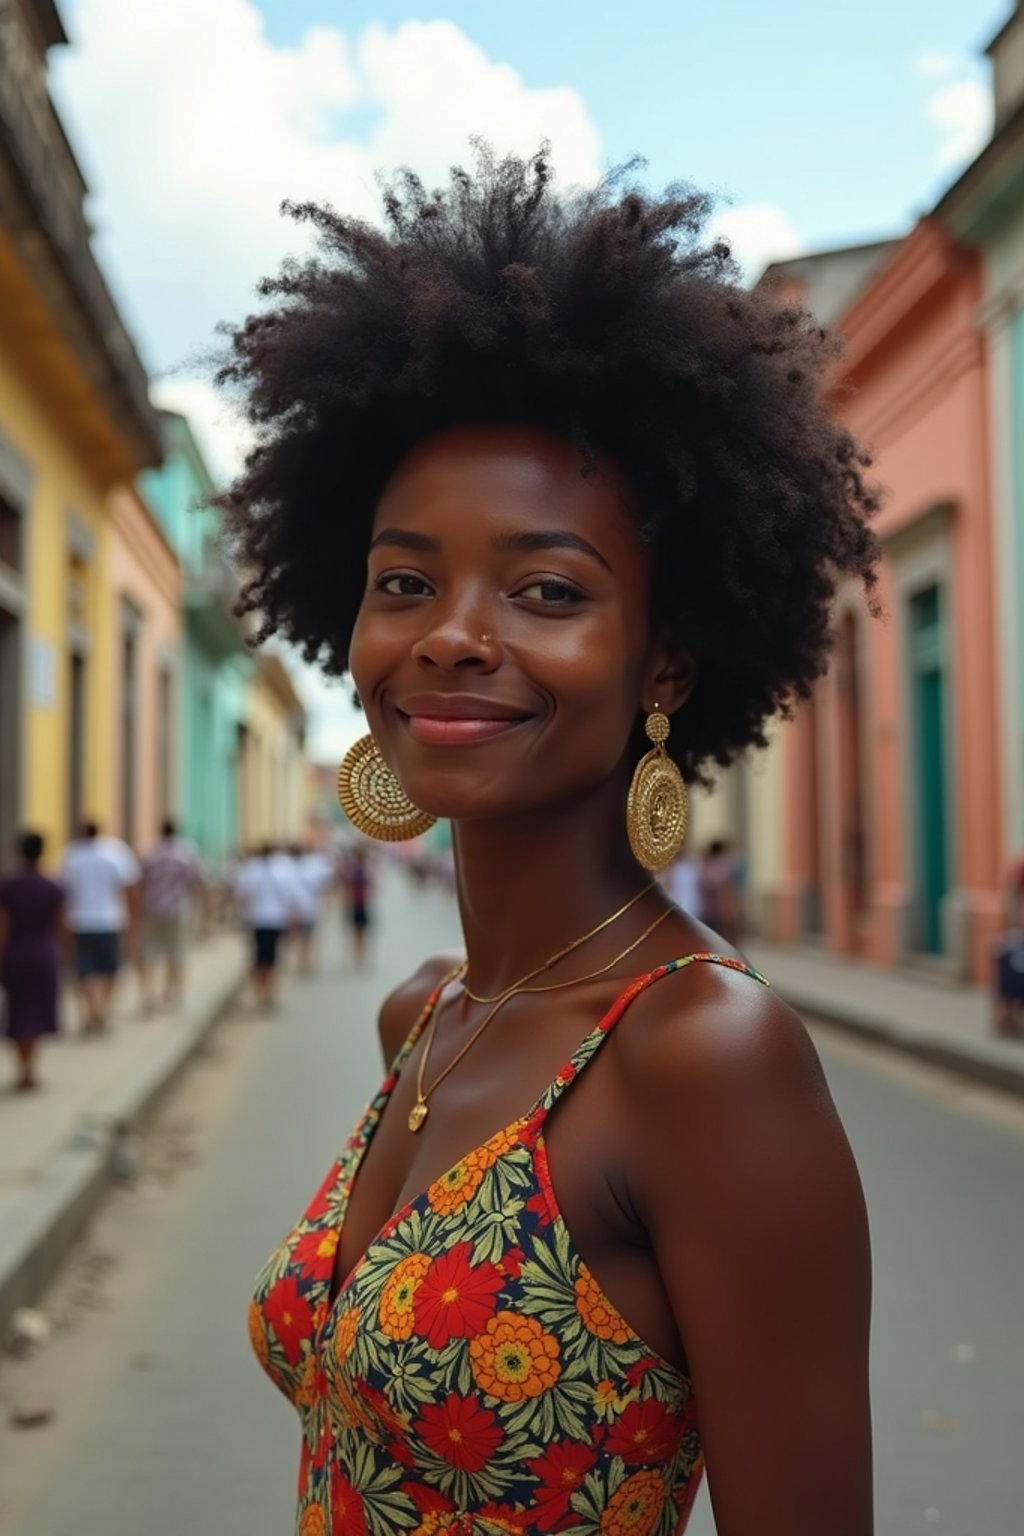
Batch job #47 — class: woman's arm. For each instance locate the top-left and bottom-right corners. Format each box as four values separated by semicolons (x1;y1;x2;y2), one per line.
622;974;872;1536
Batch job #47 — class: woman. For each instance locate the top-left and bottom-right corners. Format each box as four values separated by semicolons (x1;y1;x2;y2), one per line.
230;151;877;1535
0;831;65;1091
696;840;745;950
340;846;374;969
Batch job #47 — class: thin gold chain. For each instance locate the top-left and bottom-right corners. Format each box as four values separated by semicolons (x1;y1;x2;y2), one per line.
410;904;672;1131
460;882;655;1005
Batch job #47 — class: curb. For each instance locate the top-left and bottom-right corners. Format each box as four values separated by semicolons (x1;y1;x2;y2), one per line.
768;980;1024;1098
0;962;245;1343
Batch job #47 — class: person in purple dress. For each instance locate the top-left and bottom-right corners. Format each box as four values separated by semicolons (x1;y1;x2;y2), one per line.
0;831;65;1091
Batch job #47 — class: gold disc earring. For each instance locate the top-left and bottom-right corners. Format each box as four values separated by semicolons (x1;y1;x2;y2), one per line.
337;734;436;842
626;705;688;872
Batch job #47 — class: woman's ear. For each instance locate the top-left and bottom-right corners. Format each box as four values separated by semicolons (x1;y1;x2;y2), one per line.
644;645;697;718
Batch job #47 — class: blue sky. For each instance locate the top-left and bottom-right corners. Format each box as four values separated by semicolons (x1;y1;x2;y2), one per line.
251;0;1007;249
52;0;1011;756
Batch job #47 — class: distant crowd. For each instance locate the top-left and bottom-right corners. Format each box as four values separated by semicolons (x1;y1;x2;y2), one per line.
0;822;376;1092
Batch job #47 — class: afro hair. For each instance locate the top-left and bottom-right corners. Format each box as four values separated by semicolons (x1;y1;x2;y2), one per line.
216;142;879;783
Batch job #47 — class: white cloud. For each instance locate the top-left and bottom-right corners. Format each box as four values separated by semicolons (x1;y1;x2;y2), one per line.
708;203;804;282
913;48;961;81
53;0;601;381
910;46;993;174
926;78;993;170
150;378;255;485
52;0;602;743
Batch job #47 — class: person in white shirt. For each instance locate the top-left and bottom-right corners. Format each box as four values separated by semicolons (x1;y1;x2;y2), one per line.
289;843;337;975
233;844;304;1009
59;821;141;1033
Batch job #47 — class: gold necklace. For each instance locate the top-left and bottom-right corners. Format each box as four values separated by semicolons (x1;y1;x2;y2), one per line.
460;882;655;1005
409;903;672;1133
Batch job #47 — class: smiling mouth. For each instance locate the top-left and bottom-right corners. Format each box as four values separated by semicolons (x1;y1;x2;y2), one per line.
397;712;532;746
394;695;534;746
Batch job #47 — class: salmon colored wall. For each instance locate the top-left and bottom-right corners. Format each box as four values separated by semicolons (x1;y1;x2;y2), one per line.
108;487;183;850
812;221;1002;981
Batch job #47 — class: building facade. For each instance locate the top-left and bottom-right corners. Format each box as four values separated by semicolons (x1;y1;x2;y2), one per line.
937;1;1024;867
142;410;252;870
0;0;162;858
241;654;308;848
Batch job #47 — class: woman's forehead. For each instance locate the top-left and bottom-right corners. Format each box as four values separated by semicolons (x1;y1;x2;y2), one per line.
373;423;638;545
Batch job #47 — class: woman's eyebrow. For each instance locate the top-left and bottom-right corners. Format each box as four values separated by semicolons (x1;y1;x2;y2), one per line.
492;529;613;573
369;528;440;553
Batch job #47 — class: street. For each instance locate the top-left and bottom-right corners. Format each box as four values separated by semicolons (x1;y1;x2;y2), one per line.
0;867;1022;1535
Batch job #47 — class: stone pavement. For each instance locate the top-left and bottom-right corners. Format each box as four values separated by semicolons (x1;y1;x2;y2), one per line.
0;930;246;1340
745;938;1024;1095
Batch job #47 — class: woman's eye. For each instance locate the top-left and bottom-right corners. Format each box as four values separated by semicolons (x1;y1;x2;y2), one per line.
376;573;433;597
517;579;584;605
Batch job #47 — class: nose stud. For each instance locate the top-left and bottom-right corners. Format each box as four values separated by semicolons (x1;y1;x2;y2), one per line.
480;633;492;644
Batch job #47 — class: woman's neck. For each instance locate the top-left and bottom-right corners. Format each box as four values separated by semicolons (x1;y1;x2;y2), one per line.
451;773;658;998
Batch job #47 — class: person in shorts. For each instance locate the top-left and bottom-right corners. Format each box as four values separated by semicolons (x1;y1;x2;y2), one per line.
234;844;303;1010
59;821;140;1033
139;819;204;1011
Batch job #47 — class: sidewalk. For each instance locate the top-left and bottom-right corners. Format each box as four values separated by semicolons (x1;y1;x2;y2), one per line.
745;938;1024;1095
0;930;246;1341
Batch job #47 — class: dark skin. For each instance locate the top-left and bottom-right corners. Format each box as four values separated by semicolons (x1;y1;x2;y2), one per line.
337;423;873;1536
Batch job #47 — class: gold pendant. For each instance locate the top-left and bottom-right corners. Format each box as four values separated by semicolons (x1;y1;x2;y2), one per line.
408;1100;429;1133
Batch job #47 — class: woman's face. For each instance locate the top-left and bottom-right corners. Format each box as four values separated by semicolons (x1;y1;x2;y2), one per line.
348;423;677;823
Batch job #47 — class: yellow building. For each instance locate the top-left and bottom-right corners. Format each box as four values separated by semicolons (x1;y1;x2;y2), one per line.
0;0;162;856
239;654;309;848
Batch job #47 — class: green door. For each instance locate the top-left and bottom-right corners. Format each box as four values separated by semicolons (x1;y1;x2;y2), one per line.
909;586;949;954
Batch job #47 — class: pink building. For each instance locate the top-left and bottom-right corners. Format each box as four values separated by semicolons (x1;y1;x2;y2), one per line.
765;220;1002;984
108;486;183;851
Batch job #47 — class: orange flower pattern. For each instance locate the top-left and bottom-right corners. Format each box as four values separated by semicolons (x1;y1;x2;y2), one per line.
250;955;768;1535
378;1252;432;1340
470;1312;561;1402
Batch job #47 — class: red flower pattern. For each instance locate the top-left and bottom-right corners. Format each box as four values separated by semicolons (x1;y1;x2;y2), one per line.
330;1466;369;1536
248;956;764;1533
527;1442;599;1531
263;1275;315;1365
413;1241;503;1348
604;1400;684;1465
415;1393;504;1473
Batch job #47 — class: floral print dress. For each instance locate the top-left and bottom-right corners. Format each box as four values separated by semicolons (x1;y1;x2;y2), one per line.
250;953;768;1536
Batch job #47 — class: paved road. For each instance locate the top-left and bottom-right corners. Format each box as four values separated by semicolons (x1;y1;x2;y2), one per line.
1;868;1021;1535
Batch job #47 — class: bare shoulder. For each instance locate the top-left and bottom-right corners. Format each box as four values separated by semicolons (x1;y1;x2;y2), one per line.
611;956;831;1121
609;956;865;1240
377;951;465;1068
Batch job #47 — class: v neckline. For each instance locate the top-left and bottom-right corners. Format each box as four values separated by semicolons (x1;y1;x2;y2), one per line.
321;970;631;1316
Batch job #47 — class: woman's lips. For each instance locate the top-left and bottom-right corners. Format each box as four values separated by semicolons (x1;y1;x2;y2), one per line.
402;714;530;746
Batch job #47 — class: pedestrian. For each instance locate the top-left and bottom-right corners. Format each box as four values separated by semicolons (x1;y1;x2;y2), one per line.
138;818;204;1011
0;831;65;1091
289;841;337;974
59;821;140;1034
233;843;302;1010
340;845;373;968
993;849;1024;1037
662;841;700;917
230;149;876;1534
697;837;745;948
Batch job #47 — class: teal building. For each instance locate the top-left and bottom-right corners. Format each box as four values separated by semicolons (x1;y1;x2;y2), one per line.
938;1;1024;858
141;411;251;867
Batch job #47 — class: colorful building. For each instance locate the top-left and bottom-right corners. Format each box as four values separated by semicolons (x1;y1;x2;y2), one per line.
937;0;1024;866
241;654;308;848
108;484;182;850
142;410;252;869
698;206;1006;983
0;0;162;858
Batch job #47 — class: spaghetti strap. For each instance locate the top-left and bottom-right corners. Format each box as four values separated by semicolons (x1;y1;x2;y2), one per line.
536;951;769;1116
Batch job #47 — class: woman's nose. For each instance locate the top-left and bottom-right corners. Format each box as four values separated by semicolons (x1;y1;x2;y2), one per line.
410;607;502;672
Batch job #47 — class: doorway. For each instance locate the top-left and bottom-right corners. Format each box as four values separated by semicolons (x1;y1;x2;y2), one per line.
908;584;950;954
